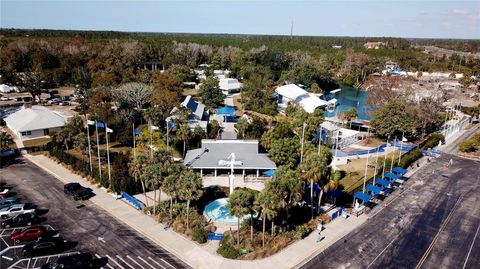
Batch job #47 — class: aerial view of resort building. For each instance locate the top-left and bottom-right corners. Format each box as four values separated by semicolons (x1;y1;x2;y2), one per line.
0;0;479;268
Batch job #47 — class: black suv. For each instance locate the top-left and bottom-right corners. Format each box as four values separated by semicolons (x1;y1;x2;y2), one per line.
0;212;40;228
23;237;66;257
41;253;95;269
63;183;92;201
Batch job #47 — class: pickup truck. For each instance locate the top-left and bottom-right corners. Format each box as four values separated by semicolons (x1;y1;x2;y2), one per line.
0;204;36;219
64;183;93;201
0;197;20;210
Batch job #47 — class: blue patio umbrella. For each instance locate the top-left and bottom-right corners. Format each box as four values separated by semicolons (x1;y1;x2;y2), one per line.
262;169;275;177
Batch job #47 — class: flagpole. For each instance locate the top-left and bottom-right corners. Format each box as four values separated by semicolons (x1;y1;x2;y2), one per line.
95;120;102;179
300;122;306;164
317;125;322;155
398;132;404;166
334;129;339;167
382;136;389;178
133;122;136;158
86;119;93;175
105;123;112;189
363;151;369;193
373;146;379;185
149;120;153;158
167;121;170;152
390;137;396;173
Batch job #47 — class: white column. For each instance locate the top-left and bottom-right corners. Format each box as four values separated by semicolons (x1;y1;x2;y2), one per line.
257;169;259;178
214;168;217;178
200;169;203;176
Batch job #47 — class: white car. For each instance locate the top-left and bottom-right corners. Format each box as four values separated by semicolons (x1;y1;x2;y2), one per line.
0;189;9;194
0;96;10;101
0;204;36;219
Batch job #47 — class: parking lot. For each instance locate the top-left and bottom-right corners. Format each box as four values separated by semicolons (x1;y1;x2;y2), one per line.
0;158;190;269
302;154;480;269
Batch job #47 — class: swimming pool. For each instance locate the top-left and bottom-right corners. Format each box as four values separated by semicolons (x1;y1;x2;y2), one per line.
204;198;247;224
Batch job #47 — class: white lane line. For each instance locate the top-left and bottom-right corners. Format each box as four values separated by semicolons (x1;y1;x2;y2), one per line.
126;255;145;269
367;231;402;269
32;257;38;267
105;255;125;269
148;257;166;269
95;254;114;269
161;258;176;269
137;256;156;269
116;255;135;269
1;255;13;261
463;222;480;269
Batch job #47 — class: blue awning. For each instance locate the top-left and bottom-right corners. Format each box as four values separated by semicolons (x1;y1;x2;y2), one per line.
365;184;383;195
216;106;236;117
385;172;401;180
262;169;275;177
392;167;407;175
375;179;391;187
354;192;373;202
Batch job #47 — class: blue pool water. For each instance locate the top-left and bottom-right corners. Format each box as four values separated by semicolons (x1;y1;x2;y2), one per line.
204;198;247;224
323;85;371;120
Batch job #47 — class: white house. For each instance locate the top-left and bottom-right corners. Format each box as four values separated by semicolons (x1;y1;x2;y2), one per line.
168;95;209;131
275;84;328;113
219;78;242;94
4;105;66;140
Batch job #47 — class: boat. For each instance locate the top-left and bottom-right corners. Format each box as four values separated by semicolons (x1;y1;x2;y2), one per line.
326;98;338;112
330;88;342;94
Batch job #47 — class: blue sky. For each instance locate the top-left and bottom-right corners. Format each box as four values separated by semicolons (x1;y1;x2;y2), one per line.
1;0;479;39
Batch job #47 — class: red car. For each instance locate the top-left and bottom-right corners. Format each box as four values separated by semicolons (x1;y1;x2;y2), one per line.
10;226;47;244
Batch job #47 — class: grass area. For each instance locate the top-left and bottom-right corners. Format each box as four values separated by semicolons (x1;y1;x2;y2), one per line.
23;137;51;148
183;88;199;96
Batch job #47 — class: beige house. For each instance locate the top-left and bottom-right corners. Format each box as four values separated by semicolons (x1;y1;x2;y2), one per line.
4;105;66;140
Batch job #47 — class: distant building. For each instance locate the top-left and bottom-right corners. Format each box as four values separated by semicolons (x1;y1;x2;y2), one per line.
184;139;276;178
219;78;242;94
332;45;342;49
4;105;66;140
321;121;360;149
168;95;209;131
275;84;328;113
364;42;384;49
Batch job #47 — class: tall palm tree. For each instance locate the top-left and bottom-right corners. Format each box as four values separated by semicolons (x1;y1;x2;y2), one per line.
300;153;328;218
144;162;161;215
177;123;191;158
256;191;278;248
163;174;177;221
152;149;173;207
178;170;203;232
129;154;149;207
227;190;249;247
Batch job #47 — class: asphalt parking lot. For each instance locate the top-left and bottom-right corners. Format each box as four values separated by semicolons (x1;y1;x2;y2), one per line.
302;154;480;269
0;158;190;269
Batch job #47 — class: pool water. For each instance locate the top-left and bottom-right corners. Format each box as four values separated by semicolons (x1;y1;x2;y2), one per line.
204;198;247;224
323;85;371;120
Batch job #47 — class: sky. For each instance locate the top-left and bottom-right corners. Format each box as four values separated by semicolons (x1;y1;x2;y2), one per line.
1;0;479;39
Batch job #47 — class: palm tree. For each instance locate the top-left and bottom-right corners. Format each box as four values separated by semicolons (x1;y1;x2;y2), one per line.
266;166;302;224
152;149;173;207
300;153;328;218
227;190;249;247
0;132;13;151
129;154;149;207
178;170;203;232
256;191;278;248
144;162;161;215
177;123;191;158
163;174;177;221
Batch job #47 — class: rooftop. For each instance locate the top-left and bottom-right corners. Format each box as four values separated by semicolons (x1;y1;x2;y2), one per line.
4;106;66;132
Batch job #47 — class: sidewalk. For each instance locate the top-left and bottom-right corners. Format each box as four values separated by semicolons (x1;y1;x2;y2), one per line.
25;153;367;269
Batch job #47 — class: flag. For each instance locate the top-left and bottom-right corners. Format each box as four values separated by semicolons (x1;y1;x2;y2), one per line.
87;120;95;125
150;125;159;131
167;121;176;128
96;122;105;128
106;127;113;133
402;137;407;142
134;130;142;135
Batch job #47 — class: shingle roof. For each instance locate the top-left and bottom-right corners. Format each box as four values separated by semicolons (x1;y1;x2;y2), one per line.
184;140;276;170
181;95;206;120
5;106;66;132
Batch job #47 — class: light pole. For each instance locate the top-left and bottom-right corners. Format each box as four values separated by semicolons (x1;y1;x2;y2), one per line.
300;122;307;164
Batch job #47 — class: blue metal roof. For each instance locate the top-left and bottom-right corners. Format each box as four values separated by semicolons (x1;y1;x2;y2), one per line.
385;172;401;180
392;167;407;175
354;192;373;202
375;179;391;187
216;106;236;117
365;184;383;195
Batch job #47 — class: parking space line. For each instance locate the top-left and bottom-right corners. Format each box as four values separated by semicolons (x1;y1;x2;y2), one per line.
116;255;135;269
137;256;156;269
462;222;480;269
148;257;166;269
105;255;125;269
32;257;38;268
126;255;145;269
161;258;176;269
95;254;115;269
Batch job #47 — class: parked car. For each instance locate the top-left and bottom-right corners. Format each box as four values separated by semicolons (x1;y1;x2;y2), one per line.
64;183;92;201
40;253;95;269
0;204;36;219
0;188;10;194
59;101;70;106
1;213;41;228
0;96;10;101
10;225;47;243
0;197;20;210
0;194;9;200
23;237;66;257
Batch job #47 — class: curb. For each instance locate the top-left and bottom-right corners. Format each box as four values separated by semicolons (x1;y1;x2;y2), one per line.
24;155;197;269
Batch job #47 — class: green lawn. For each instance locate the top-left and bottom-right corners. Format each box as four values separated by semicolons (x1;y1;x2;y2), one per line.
23;137;51;148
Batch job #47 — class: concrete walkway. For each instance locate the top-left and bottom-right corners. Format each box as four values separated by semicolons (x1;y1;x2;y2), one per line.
25;153;367;269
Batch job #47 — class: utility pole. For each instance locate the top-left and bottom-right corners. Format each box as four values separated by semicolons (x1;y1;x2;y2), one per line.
300;122;307;164
95;120;102;179
290;20;294;39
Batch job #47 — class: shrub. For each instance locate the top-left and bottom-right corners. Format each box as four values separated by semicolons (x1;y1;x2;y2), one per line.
217;234;239;259
192;228;208;244
421;133;445;150
399;149;423;168
459;140;479;153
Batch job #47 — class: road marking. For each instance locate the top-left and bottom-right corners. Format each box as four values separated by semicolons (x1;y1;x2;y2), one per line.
1;255;13;261
95;254;115;269
116;255;135;269
366;231;402;269
148;257;166;269
106;255;125;269
161;258;176;269
127;255;145;269
137;256;156;269
415;191;468;269
463;222;480;269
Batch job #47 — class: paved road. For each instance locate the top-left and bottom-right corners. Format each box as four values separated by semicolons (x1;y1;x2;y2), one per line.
0;158;190;269
301;154;480;269
442;123;480;154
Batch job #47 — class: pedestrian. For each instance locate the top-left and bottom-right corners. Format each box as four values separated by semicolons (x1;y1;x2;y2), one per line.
449;159;453;166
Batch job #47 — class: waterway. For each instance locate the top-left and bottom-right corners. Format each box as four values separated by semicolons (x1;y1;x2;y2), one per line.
323;85;371;120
